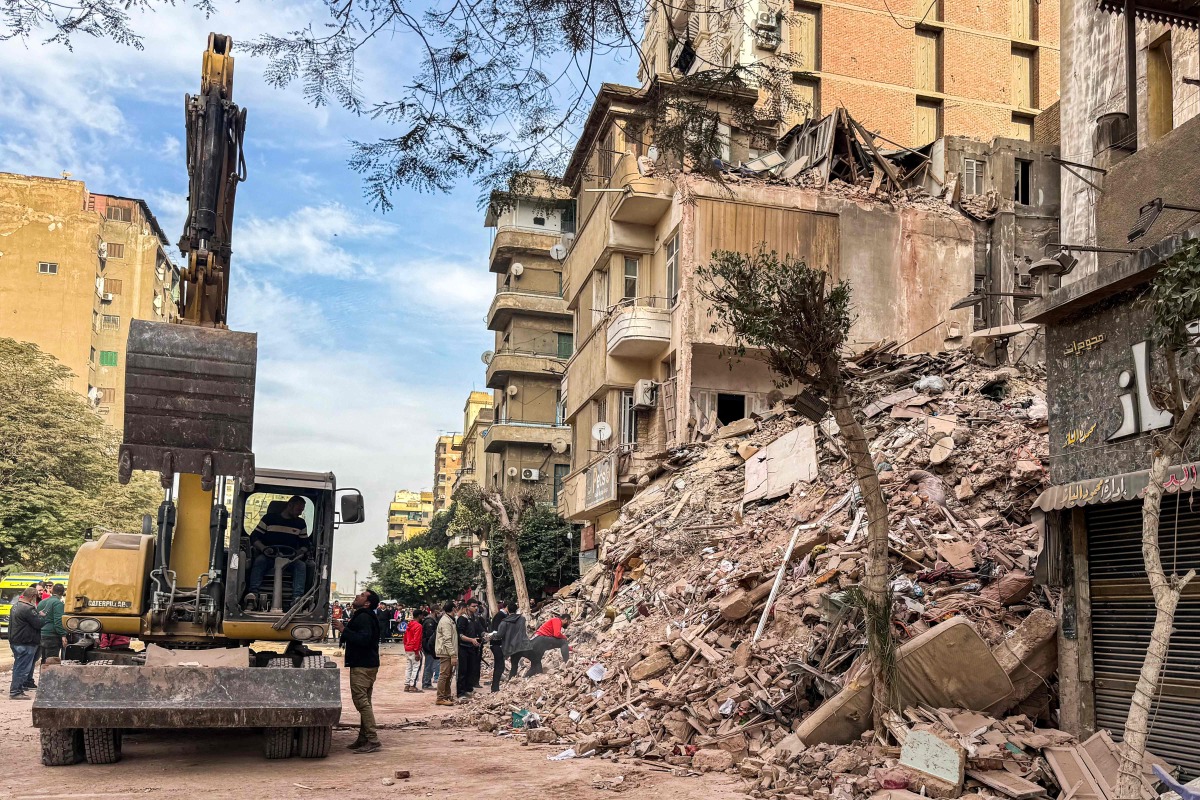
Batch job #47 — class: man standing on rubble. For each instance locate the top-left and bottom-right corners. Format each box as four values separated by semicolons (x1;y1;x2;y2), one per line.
524;613;571;677
487;600;510;692
434;600;459;706
455;598;483;697
496;603;531;681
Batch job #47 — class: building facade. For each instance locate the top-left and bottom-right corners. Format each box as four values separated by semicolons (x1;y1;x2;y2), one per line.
554;84;1060;542
0;173;179;428
432;435;463;512
638;0;1059;146
387;489;435;542
452;390;496;498
482;178;574;503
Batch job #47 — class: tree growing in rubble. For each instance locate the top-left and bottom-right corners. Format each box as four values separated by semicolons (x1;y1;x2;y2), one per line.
451;482;538;617
1115;241;1200;799
2;0;805;206
698;247;896;735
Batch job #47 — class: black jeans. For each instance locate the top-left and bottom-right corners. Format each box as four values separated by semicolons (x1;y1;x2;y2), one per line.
456;646;480;695
490;646;505;692
524;636;568;676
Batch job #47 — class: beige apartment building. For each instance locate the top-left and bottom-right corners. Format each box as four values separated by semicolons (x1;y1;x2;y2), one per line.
639;0;1059;146
432;434;463;512
0;172;179;427
481;179;574;504
452;390;496;497
387;489;434;542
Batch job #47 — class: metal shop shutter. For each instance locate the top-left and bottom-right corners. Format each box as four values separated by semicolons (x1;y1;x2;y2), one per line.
1086;497;1200;775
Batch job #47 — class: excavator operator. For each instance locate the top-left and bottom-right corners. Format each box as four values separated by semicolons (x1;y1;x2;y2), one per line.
244;496;309;610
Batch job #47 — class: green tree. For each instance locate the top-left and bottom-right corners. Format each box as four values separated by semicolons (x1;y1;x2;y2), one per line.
698;248;895;736
370;543;478;607
0;338;160;573
1115;242;1200;797
491;504;579;604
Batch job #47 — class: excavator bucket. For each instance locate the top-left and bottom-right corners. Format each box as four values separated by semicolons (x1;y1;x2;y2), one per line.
120;320;257;489
32;664;341;729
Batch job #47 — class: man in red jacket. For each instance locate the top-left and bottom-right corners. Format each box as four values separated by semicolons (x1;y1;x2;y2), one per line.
403;609;426;692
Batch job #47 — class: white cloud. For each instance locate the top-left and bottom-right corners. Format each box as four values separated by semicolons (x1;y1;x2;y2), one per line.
237;203;394;277
387;260;496;321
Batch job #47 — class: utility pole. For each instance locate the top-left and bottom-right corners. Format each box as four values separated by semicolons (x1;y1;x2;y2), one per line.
353;570;358;595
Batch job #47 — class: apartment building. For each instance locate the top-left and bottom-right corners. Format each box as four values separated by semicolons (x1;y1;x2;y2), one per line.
481;178;574;503
432;434;463;512
638;0;1059;146
0;172;179;427
452;390;496;497
386;489;435;542
553;81;1060;543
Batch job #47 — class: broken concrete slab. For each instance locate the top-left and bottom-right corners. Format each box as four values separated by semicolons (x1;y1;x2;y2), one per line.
797;617;1013;745
629;649;675;681
743;424;818;504
693;748;735;772
145;643;248;667
900;730;965;797
987;607;1057;716
717;418;758;439
966;769;1046;799
936;540;976;570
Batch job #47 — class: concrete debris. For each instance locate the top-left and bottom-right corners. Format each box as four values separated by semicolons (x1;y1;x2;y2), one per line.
452;351;1087;800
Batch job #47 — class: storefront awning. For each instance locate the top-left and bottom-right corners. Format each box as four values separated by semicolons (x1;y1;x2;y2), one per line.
1033;461;1200;511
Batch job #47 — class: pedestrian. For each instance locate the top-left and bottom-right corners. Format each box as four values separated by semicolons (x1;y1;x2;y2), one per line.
403;609;426;692
496;603;531;681
342;588;383;753
434;601;458;706
376;602;392;643
524;613;571;677
421;606;441;689
37;583;67;663
8;587;41;699
456;599;482;697
331;601;344;643
488;600;511;692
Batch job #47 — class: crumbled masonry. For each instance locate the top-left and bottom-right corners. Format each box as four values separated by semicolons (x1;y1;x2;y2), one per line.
456;349;1174;799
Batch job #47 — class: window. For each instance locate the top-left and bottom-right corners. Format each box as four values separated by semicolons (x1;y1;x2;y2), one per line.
793;77;820;122
598;126;615;180
623;256;639;300
105;242;125;259
92;310;100;332
153;295;164;316
38;262;58;275
592;270;608;326
716;393;747;425
103;278;123;295
620;389;638;446
915;99;942;143
552;463;570;505
915;29;942;93
101;314;120;331
963;158;986;195
1013;159;1032;205
99;350;118;367
665;234;680;305
560;201;577;235
105;205;133;222
595;397;609;450
555;389;566;425
90;347;96;364
98;387;117;404
557;332;574;359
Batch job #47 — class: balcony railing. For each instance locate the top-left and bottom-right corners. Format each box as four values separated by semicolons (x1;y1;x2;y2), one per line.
606;297;673;359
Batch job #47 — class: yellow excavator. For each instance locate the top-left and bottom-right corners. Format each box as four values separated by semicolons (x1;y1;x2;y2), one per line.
31;34;365;765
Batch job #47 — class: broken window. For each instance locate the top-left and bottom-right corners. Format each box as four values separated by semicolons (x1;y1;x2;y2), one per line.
665;234;680;305
716;393;746;425
105;205;133;223
1013;159;1031;204
963;157;986;195
620;389;638;446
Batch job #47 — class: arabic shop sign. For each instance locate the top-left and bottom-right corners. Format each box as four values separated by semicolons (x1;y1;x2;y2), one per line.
1036;461;1200;510
584;451;617;510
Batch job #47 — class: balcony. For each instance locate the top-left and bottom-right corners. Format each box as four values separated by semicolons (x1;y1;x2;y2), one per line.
486;289;570;331
489;226;563;273
606;298;672;359
486;350;564;388
484;419;571;454
558;451;620;521
562;194;656;303
609;154;673;225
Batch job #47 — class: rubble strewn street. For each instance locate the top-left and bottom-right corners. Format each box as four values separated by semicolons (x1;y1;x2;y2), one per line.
448;351;1170;798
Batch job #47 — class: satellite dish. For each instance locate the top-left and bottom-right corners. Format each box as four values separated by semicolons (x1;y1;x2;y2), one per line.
481;350;495;365
592;422;612;442
506;466;518;478
550;243;568;262
506;385;519;397
551;438;569;454
510;262;524;276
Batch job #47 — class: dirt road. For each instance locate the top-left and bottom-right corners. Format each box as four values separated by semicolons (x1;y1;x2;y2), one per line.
0;642;745;800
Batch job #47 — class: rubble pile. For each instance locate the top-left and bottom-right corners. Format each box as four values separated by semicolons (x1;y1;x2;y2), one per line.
457;350;1091;798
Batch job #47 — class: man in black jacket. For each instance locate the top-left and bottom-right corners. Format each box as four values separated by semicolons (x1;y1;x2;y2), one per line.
8;587;41;699
455;599;483;697
342;589;382;753
421;608;440;689
488;601;511;692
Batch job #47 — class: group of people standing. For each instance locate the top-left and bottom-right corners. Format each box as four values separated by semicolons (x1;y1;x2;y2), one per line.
7;582;67;700
399;599;572;706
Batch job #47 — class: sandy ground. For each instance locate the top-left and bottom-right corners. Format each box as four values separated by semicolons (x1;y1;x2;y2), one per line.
0;641;746;800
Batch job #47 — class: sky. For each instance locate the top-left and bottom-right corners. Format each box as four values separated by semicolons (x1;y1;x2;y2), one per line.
0;1;629;592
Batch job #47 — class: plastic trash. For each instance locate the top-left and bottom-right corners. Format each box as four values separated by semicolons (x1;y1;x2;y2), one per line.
719;698;737;717
586;663;608;682
548;748;578;761
914;375;948;394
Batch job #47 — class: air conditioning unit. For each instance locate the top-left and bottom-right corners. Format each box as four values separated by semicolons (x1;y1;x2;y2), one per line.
756;10;778;30
521;468;541;481
756;29;781;51
1017;273;1033;289
101;292;114;303
633;379;657;409
98;243;108;260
